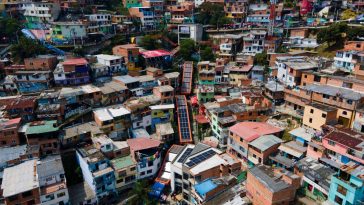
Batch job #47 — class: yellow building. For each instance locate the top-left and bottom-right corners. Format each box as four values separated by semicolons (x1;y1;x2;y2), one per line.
303;103;338;130
111;155;137;192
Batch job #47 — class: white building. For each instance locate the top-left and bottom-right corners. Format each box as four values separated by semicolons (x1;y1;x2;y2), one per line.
127;138;162;179
276;56;318;86
38;155;70;205
95;54;126;74
334;50;360;71
177;24;203;44
22;2;61;22
170;143;239;204
194;0;205;7
285;37;319;50
85;14;113;34
242;30;267;54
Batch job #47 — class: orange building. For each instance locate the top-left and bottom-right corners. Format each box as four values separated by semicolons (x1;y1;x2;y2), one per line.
112;44;142;76
153;85;174;104
24;55;58;71
0;118;21;147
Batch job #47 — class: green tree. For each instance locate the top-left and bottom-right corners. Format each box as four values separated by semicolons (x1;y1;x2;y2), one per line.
346;27;364;40
11;37;47;63
341;9;357;20
283;0;294;8
179;39;196;61
197;2;232;28
200;46;215;61
282;129;293;141
254;51;268;66
140;35;161;50
127;180;157;205
0;17;21;42
317;23;348;47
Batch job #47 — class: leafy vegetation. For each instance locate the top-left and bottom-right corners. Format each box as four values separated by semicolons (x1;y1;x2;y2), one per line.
140;34;161;50
179;39;197;61
282;129;293;142
317;22;348;47
346;26;364;40
341;9;357;20
200;46;215;61
315;22;364;57
254;51;268;66
127;180;157;205
197;2;232;28
0;17;21;43
10;37;48;63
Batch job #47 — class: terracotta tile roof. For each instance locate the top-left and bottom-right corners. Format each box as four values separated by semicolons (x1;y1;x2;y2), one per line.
229;122;282;142
62;58;88;66
127;138;161;152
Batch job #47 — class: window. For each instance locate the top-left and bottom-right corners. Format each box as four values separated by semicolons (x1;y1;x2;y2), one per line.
22;190;32;198
323;94;330;99
342;111;347;115
118;170;127;177
347;148;355;156
334;196;343;204
310;109;314;114
8;195;18;201
147;170;152;174
130;166;136;171
117;178;124;183
45;194;55;200
304;75;307;78
57;192;66;198
148;161;153;167
322;113;326;118
347;100;353;105
328;140;335;146
309;118;312;123
183;172;189;179
140;171;145;176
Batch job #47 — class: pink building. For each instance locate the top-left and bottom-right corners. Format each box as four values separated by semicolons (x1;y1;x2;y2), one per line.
322;129;364;165
228;122;283;163
306;140;325;160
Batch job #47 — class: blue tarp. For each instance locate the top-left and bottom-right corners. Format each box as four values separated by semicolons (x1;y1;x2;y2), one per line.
149;182;165;198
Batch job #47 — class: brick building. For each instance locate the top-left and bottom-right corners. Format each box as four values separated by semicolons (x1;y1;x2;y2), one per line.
247;165;300;205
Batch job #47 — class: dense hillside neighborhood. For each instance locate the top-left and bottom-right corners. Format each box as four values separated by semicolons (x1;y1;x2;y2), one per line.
0;0;364;205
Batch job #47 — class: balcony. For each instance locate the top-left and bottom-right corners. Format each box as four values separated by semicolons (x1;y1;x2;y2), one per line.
220;43;232;51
